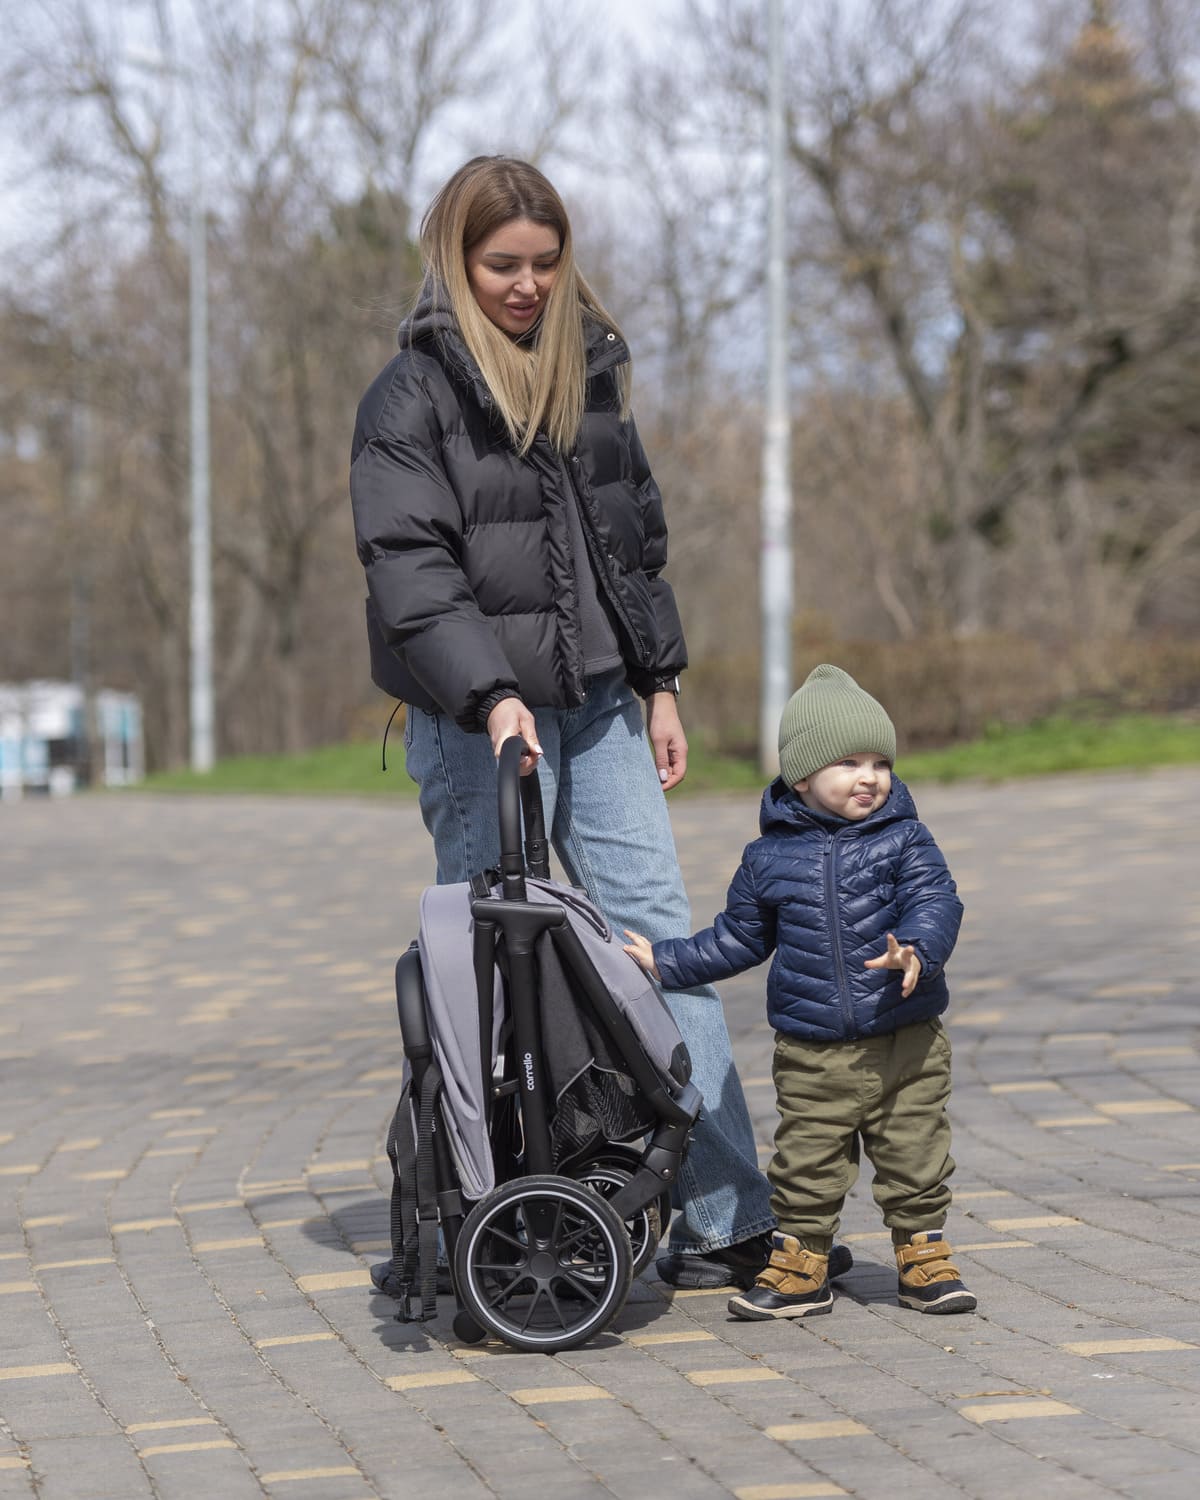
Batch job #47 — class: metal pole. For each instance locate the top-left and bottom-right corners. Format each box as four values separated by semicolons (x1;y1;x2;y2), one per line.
759;0;793;775
188;83;215;772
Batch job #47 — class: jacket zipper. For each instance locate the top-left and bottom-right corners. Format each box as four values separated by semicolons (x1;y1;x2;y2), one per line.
823;833;855;1038
561;455;652;667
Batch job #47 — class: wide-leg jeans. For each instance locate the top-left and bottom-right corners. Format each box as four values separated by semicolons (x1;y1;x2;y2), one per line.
404;668;775;1253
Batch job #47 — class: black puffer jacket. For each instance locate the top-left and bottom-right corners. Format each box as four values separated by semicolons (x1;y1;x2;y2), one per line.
350;296;687;730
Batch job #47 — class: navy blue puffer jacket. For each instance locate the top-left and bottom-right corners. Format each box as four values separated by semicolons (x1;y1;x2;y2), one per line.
653;776;963;1042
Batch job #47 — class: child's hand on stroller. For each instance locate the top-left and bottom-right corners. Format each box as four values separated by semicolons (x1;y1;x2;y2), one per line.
622;929;662;981
864;932;922;997
487;696;543;774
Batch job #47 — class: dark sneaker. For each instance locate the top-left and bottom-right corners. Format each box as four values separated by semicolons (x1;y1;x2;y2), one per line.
896;1230;976;1314
727;1233;833;1320
657;1234;854;1290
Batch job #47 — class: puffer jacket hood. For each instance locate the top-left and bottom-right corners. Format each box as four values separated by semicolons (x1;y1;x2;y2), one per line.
350;287;684;729
653;773;963;1043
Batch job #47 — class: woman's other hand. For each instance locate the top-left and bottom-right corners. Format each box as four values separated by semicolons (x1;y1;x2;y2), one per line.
487;696;542;775
647;692;688;791
864;932;923;997
622;929;662;981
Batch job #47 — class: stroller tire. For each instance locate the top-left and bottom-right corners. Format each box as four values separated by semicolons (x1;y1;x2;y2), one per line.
567;1149;672;1279
454;1174;633;1353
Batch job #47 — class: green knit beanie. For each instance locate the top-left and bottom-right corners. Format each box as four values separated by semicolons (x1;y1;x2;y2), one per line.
777;664;897;786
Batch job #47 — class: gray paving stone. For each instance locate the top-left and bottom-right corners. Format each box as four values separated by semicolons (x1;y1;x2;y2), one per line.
3;772;1200;1498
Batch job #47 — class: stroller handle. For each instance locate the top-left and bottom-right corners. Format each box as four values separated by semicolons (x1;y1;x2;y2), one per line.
497;737;551;895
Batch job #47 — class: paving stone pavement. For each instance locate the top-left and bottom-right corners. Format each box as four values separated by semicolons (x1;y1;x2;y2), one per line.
1;767;1198;1500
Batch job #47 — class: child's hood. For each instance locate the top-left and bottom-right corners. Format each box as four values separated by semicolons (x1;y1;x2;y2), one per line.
759;775;920;837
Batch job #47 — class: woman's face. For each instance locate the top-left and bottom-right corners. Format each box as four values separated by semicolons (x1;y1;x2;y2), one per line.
465;217;561;337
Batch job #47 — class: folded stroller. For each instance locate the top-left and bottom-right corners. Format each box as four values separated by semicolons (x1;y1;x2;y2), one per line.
378;737;702;1353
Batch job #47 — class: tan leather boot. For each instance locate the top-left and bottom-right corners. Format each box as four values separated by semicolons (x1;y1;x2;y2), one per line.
896;1230;977;1313
727;1232;834;1320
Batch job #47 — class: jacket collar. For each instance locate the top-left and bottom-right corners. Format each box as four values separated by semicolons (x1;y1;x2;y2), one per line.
759;775;918;836
399;283;628;414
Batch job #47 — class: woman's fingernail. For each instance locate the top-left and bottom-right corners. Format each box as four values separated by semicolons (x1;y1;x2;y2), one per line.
658;769;669;783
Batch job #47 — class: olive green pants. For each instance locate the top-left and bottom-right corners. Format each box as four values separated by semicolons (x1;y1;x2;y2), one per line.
769;1018;956;1254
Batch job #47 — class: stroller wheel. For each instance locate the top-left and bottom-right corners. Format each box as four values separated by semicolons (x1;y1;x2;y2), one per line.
454;1174;633;1353
568;1152;671;1279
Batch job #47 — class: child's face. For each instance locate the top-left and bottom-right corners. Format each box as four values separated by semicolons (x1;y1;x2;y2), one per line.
794;752;892;821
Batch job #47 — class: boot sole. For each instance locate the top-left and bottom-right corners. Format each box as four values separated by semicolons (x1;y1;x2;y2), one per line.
898;1289;977;1314
727;1291;834;1321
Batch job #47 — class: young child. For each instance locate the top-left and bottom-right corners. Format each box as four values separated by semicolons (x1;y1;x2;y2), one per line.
624;664;974;1321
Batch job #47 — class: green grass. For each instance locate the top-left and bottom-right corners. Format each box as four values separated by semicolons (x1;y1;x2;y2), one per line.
898;713;1200;783
138;712;1200;797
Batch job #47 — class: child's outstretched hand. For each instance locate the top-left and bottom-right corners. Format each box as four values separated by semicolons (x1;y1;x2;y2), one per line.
622;929;662;981
864;932;922;997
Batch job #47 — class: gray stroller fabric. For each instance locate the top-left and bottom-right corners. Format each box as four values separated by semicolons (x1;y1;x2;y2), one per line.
415;876;689;1202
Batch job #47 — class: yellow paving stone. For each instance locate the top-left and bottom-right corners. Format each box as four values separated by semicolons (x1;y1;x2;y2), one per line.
349;1240;390;1254
386;1370;480;1390
1112;1046;1194;1059
0;1165;40;1176
1162;1163;1200;1173
954;1190;1013;1200
1092;982;1173;998
256;1333;338;1349
57;1138;102;1151
0;1282;36;1295
510;1386;614;1404
0;1456;30;1471
1096;1099;1193;1116
36;1257;116;1270
183;1071;235;1084
843;1230;891;1242
949;1009;1006;1026
146;1146;204;1157
151;1109;206;1119
766;1420;870;1441
955;1240;1035;1251
242;1180;306;1193
664;1286;730;1298
261;1217;319;1230
0;1364;75;1380
305;1160;372;1174
113;1218;177;1233
734;1487;846;1500
126;1418;218;1435
959;1398;1080;1423
193;1237;263;1252
260;1468;361;1484
296;1270;372;1293
1035;1116;1114;1128
1062;1338;1195;1356
74;1168;130;1181
1045;1032;1113;1043
0;1134;10;1145
179;1199;243;1213
988;1081;1061;1094
626;1330;716;1347
0;1253;22;1262
24;1215;70;1228
987;1216;1079;1231
687;1368;786;1387
360;1067;406;1082
138;1440;238;1458
165;1127;220;1137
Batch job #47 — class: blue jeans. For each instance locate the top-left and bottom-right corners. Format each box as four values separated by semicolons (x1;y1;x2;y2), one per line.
404;668;775;1253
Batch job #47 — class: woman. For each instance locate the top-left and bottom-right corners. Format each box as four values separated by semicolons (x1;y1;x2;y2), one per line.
350;156;775;1289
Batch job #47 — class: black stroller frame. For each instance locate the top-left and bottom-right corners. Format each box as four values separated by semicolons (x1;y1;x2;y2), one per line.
389;737;702;1353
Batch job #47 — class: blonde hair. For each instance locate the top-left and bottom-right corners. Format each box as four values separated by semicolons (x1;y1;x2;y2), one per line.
417;156;630;455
